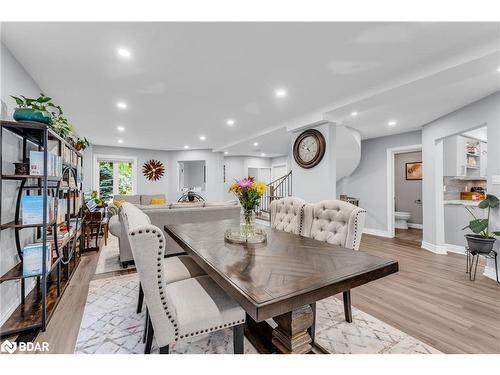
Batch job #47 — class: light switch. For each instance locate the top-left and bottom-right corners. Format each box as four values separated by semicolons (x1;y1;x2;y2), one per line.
493;175;500;185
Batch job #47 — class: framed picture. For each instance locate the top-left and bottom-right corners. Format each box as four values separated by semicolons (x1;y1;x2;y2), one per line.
406;162;422;180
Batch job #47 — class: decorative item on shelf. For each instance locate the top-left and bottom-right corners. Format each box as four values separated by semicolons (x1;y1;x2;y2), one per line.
14;161;30;175
11;94;56;125
462;194;500;254
142;159;165;181
228;176;267;241
11;92;84;144
177;190;205;203
73;137;90;151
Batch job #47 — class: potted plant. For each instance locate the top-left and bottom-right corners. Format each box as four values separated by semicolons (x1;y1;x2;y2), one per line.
11;93;61;125
462;194;500;254
51;114;75;140
74;137;90;151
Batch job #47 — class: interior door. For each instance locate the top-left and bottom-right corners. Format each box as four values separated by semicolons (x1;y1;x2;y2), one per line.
258;168;271;184
272;164;287;180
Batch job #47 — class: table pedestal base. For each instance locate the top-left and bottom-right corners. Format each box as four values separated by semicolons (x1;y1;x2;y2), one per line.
271;305;314;354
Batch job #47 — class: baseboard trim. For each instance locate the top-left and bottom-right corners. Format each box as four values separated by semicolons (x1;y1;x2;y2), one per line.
421;241;448;255
363;228;393;238
444;244;466;255
483;265;498;281
408;223;423;229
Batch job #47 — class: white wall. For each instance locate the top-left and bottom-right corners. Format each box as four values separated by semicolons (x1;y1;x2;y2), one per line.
421;92;500;260
291;122;337;202
420;90;499;279
222;156;272;200
0;42;43;324
88;146;225;203
337;130;422;233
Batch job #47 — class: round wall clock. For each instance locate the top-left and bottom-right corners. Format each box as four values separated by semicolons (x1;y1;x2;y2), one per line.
293;129;326;169
142;159;165;181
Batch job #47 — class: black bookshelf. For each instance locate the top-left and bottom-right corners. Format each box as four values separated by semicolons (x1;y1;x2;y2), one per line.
0;120;84;338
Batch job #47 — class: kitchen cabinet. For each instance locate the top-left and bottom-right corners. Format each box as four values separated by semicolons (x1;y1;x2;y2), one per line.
443;135;487;179
443;135;467;177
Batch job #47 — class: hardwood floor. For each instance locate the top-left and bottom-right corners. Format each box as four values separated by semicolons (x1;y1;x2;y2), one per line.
352;234;500;354
395;228;422;243
29;234;499;354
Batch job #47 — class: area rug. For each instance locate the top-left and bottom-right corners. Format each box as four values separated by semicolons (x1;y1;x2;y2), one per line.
74;274;440;354
95;234;135;274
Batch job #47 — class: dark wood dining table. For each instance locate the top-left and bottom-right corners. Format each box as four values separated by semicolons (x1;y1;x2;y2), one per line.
165;219;398;354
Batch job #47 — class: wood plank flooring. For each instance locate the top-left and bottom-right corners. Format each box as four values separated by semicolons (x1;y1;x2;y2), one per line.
29;233;500;354
395;228;422;242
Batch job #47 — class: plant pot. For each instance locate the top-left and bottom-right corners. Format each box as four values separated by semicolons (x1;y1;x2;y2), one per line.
465;234;496;254
13;108;51;125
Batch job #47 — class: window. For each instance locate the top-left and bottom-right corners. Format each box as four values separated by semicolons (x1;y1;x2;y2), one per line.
93;155;137;201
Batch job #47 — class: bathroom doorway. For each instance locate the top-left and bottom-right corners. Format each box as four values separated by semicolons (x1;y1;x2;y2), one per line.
387;144;423;243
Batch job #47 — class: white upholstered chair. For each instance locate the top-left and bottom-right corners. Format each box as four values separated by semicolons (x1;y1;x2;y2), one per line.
270;196;307;235
302;200;366;333
123;203;246;354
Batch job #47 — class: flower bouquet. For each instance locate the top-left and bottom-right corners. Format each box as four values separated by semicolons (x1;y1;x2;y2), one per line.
229;177;266;239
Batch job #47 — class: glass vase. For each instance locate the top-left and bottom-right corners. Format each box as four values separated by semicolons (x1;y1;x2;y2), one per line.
240;207;256;240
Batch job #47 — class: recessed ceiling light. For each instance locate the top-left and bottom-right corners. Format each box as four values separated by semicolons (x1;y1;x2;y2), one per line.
117;126;125;132
117;48;131;58
261;153;266;157
226;119;235;126
497;66;500;72
184;145;189;149
350;111;358;117
388;121;397;126
253;142;259;147
117;139;124;144
116;102;127;109
275;89;287;98
224;151;229;155
199;135;206;141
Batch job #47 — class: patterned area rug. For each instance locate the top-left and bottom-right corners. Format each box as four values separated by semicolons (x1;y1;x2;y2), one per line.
75;274;439;354
95;234;135;274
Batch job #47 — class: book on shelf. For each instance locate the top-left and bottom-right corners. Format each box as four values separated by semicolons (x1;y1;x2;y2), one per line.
29;150;62;177
21;195;55;225
22;243;52;277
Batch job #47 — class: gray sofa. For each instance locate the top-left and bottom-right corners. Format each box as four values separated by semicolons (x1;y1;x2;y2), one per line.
111;201;240;267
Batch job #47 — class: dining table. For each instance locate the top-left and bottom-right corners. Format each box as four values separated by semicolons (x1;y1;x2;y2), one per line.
165;219;398;354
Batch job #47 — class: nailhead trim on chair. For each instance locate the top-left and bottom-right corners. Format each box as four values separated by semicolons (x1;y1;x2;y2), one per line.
299;203;306;236
130;228;180;341
178;319;244;339
352;210;366;249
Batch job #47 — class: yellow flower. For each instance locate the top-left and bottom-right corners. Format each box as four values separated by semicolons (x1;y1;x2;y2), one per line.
229;182;239;193
255;181;267;195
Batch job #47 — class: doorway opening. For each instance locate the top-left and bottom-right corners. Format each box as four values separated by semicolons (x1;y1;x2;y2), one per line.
387;144;423;244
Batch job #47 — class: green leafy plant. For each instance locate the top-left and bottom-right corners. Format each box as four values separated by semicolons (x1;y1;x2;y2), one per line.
10;93;62;124
462;194;500;239
51;114;75;139
74;137;90;151
91;190;105;206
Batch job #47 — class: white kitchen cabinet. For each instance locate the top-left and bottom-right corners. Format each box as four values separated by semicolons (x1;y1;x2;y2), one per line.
443;135;467;177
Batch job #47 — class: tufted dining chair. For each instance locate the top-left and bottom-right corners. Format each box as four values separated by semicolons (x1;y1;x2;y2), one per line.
124;203;246;354
302;200;366;336
302;200;366;251
270;196;307;235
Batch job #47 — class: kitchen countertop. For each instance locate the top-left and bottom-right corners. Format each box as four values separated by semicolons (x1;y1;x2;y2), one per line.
443;200;481;206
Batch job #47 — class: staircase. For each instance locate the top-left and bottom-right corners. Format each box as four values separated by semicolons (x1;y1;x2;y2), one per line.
256;171;292;221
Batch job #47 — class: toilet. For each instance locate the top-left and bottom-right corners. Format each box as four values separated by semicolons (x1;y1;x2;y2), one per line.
395;211;411;229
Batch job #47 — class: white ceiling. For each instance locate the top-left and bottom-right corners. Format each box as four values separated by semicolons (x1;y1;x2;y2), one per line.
2;22;499;154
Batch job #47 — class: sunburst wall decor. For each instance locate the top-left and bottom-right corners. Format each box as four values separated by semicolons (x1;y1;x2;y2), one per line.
142;159;165;181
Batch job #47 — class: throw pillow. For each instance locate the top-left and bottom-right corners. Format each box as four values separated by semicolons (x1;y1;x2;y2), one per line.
113;199;126;208
150;197;167;205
